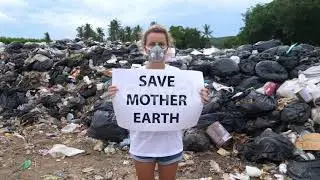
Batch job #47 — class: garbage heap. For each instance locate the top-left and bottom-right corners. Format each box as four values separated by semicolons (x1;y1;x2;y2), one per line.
1;39;320;179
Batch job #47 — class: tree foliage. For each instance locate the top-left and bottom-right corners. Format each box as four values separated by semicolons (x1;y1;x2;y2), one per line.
108;19;121;41
44;32;51;43
238;0;320;45
169;25;213;49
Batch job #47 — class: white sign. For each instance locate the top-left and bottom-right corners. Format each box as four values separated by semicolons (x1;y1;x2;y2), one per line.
112;68;204;131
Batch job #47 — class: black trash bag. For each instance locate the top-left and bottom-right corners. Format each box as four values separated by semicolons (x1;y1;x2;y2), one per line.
236;44;253;52
5;53;28;69
24;43;40;50
103;62;121;69
87;110;128;143
221;112;247;133
189;60;212;77
130;56;147;64
79;84;97;98
258;51;275;61
239;59;257;75
253;39;282;52
31;59;54;71
210;58;239;77
239;76;266;90
236;51;252;59
5;42;24;54
87;47;112;66
0;91;28;110
127;43;139;52
246;111;281;135
299;44;315;51
69;43;84;51
59;95;86;116
168;60;187;70
40;94;62;108
93;100;114;112
259;45;289;57
255;60;288;81
237;90;276;116
287;159;320;180
241;128;294;162
223;74;249;87
201;95;221;115
197;112;226;129
281;102;311;124
183;128;211;152
277;56;299;70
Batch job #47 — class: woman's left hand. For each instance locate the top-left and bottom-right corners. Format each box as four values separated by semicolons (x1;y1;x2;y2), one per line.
200;88;209;104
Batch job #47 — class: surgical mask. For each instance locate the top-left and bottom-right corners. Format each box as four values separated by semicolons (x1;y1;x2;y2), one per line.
146;44;166;62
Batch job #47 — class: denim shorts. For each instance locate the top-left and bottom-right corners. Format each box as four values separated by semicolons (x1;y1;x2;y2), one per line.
131;152;183;165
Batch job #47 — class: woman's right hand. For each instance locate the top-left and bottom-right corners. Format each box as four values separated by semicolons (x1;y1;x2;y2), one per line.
107;85;119;98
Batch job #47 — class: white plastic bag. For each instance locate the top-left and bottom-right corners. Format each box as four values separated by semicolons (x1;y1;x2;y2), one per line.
48;144;85;158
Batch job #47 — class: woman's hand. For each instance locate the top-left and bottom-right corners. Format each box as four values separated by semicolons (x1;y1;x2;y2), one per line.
200;88;209;104
107;85;119;98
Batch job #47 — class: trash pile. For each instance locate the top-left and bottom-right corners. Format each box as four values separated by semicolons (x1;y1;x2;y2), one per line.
1;39;320;179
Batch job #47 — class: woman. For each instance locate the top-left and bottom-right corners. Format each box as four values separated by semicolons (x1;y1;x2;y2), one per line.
108;24;209;180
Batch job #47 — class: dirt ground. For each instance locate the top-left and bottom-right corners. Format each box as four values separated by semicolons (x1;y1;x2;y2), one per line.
0;123;282;180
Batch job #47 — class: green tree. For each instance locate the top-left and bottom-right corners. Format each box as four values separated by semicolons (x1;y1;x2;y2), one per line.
238;0;320;45
96;27;105;42
76;26;84;39
119;28;126;42
169;26;186;48
83;23;97;40
184;27;202;48
132;25;142;41
124;26;132;42
201;24;213;48
44;32;51;43
108;19;121;41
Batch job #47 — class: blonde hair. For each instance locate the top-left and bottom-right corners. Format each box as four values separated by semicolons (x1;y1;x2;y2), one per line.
141;24;174;48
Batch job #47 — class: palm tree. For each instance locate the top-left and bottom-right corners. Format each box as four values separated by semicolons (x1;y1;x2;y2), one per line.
124;26;132;42
202;24;213;48
84;23;95;40
108;19;121;41
44;32;51;43
76;26;84;39
96;27;105;42
119;28;126;42
132;25;142;41
203;24;213;38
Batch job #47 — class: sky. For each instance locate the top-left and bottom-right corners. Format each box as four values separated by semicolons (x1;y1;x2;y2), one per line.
0;0;272;40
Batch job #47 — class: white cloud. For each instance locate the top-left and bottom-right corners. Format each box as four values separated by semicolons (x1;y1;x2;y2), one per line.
0;11;14;21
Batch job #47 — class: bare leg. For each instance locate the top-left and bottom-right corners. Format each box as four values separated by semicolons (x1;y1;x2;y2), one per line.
158;162;179;180
134;160;156;180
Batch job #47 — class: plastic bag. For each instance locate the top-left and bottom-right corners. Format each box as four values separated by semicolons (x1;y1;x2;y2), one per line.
87;110;128;143
238;90;276;115
241;128;294;162
287;159;320;180
255;60;288;81
239;59;257;75
210;58;239;77
183;128;211;152
281;102;311;124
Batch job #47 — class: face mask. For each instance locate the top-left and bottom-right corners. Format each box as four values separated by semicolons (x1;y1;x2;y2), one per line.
146;44;166;62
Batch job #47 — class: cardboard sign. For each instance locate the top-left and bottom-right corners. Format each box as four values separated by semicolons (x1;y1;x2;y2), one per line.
112;68;204;131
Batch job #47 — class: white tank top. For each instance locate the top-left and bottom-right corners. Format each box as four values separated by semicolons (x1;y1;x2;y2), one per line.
129;64;184;157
